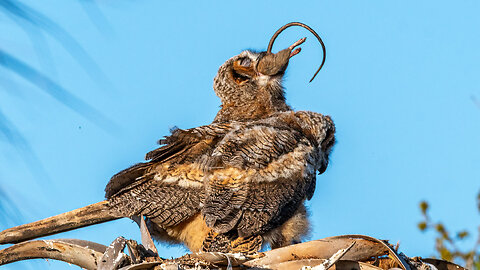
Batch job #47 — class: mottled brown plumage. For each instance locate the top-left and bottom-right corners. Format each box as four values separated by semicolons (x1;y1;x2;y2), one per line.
212;49;292;123
0;23;335;254
104;110;334;253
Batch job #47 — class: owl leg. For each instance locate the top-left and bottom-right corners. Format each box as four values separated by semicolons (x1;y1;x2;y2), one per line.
202;230;262;255
201;230;231;253
229;234;263;255
264;204;310;249
145;213;210;252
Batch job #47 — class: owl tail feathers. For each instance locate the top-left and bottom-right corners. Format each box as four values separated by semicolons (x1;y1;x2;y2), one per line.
0;201;121;245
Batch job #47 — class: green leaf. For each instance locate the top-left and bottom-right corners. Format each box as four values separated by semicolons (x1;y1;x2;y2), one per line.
435;224;446;234
439;247;453;262
418;222;427;231
420;201;429;214
457;230;469;239
473;260;480;270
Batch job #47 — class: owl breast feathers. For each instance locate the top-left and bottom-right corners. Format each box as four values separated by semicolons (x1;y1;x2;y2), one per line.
105;110;335;253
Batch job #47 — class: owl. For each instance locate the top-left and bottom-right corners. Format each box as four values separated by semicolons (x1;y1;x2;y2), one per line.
0;22;334;254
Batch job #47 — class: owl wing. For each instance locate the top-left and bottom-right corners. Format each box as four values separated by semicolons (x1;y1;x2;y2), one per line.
105;123;233;228
202;121;323;238
105;123;233;198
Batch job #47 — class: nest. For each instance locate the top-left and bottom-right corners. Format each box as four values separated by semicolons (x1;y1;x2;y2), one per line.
0;234;464;270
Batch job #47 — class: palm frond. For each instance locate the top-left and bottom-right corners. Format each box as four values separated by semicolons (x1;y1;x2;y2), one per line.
78;0;115;36
0;50;118;132
0;108;49;182
0;0;113;90
0;187;22;227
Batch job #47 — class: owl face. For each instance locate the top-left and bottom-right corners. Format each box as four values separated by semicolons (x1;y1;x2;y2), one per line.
229;50;289;86
213;46;299;106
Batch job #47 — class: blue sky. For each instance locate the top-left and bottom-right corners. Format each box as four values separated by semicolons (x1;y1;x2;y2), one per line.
1;1;479;269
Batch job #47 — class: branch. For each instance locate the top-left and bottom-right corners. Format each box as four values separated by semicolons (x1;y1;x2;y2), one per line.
0;239;105;270
245;235;391;267
0;235;469;270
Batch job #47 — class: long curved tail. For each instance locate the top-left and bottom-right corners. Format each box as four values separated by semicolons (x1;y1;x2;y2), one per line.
0;201;121;245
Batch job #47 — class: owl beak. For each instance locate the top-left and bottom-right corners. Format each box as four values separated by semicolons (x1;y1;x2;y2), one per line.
318;158;329;174
256;38;306;76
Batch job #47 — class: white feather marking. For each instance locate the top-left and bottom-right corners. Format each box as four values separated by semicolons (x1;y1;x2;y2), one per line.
257;75;270;86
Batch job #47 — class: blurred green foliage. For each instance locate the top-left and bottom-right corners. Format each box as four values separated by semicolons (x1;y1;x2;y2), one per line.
418;191;480;269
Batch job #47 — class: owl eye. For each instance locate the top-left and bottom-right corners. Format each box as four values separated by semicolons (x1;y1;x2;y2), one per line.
232;57;256;84
238;57;252;67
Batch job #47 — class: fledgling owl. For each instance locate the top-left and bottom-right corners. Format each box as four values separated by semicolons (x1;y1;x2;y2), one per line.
0;22;334;255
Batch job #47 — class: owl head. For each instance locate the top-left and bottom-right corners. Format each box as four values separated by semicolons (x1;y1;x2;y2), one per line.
212;22;326;123
213;39;303;107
